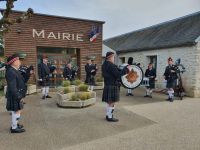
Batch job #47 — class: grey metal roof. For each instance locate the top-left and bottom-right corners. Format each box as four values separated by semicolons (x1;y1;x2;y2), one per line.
104;11;200;53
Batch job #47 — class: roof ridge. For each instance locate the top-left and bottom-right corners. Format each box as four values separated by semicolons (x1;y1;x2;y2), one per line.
105;11;200;41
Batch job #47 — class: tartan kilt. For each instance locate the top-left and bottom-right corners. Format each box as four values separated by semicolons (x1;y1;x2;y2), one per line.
38;78;50;87
166;79;177;89
146;79;155;89
102;85;120;103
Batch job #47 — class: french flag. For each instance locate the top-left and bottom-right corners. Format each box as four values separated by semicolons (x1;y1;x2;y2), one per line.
89;26;100;42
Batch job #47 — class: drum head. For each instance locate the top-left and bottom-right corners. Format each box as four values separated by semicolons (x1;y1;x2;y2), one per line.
121;64;144;89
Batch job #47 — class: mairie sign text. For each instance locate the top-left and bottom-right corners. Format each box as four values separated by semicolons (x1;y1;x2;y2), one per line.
32;29;84;41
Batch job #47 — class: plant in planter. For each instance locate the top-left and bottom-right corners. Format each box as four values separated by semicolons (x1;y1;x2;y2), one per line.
96;77;104;82
78;84;89;92
71;79;82;86
63;87;73;94
78;92;91;100
62;80;71;87
94;77;104;90
56;82;96;108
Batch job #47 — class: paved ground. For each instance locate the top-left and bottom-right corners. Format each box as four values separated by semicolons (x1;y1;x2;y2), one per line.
0;87;200;150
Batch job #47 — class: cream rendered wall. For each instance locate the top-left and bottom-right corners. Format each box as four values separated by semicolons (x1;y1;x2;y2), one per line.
118;45;200;97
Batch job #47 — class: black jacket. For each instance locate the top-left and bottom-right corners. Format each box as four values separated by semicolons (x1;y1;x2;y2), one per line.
102;60;121;86
38;63;50;80
63;66;73;80
164;65;178;81
145;68;156;80
5;66;26;111
85;63;92;84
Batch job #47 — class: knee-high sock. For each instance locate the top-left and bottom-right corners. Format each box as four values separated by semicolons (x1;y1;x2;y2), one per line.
90;86;94;91
146;88;150;95
106;104;109;116
168;90;171;98
149;89;153;96
171;90;174;98
11;112;19;129
42;87;46;96
45;86;49;96
168;90;174;98
127;89;132;94
107;107;113;119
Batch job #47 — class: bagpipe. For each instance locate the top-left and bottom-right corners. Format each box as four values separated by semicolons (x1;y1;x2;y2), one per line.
19;65;34;83
119;63;145;89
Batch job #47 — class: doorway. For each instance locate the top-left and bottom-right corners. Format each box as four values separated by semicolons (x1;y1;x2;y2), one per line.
37;47;80;87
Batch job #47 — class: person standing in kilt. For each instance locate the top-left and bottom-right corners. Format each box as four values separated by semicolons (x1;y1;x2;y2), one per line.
5;54;26;133
164;57;178;102
144;63;156;98
38;55;52;99
102;52;121;122
85;59;97;91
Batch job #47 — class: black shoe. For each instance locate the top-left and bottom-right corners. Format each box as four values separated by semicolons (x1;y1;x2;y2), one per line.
42;95;46;99
144;95;149;97
126;93;129;96
106;116;108;120
129;93;134;96
10;124;24;130
169;98;174;102
46;95;52;98
106;117;119;122
18;124;24;129
10;127;25;133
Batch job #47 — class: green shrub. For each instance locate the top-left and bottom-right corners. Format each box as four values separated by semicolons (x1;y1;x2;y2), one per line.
78;92;91;100
62;80;71;87
78;84;88;92
96;77;103;82
74;79;82;86
70;94;79;101
63;87;72;94
71;79;82;86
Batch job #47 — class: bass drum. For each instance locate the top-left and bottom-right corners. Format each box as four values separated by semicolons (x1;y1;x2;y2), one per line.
121;64;144;89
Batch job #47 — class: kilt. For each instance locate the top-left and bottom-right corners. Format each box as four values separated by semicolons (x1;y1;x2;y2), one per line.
166;79;177;89
88;75;95;86
102;85;120;103
146;79;155;89
38;78;50;87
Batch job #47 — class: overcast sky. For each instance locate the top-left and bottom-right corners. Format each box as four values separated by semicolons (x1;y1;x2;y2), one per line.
1;0;200;39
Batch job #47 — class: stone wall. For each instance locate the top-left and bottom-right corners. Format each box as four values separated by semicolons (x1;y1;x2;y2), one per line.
117;44;200;97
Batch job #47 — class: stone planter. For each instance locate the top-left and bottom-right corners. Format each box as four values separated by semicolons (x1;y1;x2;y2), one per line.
56;91;96;108
55;86;76;93
4;84;37;95
27;84;37;95
93;82;104;90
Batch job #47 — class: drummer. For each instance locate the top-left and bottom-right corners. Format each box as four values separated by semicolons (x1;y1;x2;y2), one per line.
144;63;156;98
122;57;134;96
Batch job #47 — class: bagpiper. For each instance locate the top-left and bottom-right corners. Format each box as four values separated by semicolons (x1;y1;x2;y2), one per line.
38;55;53;99
102;52;121;122
164;57;178;102
5;54;26;133
144;63;156;98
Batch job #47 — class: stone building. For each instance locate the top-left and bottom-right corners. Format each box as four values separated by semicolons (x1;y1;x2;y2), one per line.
104;11;200;97
3;10;104;86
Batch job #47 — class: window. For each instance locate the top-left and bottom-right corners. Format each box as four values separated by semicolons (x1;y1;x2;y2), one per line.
147;56;157;71
119;57;125;65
